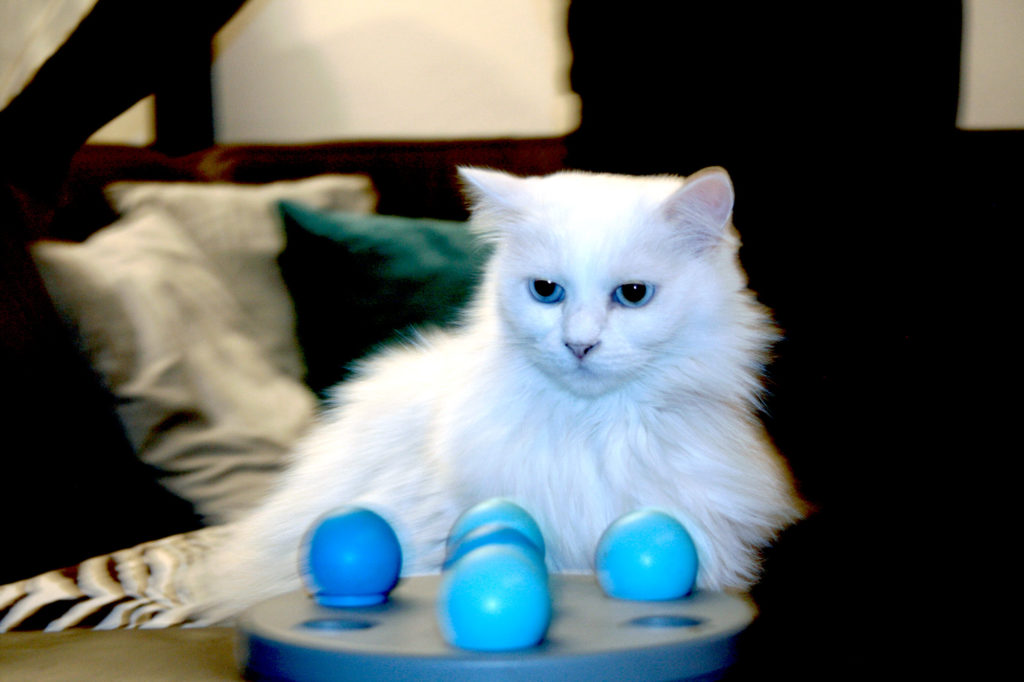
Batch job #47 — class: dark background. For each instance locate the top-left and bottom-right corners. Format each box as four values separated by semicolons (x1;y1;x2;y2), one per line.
567;3;995;676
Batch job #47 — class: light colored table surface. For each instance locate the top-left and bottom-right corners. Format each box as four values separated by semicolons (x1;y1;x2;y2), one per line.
0;627;239;681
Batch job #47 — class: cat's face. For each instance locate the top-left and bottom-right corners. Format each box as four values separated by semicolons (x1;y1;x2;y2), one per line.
461;168;742;398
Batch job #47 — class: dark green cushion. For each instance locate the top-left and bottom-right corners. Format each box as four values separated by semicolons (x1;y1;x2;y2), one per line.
277;201;491;397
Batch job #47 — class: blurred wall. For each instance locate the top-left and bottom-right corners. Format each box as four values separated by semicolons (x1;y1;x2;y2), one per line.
3;0;1023;144
958;0;1024;128
1;0;96;109
212;0;578;142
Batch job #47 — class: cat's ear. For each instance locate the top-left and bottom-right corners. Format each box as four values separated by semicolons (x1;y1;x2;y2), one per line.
458;167;530;239
458;167;529;213
662;167;735;255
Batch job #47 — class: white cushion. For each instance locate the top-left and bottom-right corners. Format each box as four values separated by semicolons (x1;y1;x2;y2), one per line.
30;205;316;524
104;174;377;379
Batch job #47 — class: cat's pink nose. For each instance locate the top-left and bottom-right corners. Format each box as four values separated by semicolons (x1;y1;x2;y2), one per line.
566;342;597;359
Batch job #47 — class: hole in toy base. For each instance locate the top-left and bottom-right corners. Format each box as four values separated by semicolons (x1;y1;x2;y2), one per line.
300;618;376;631
627;615;704;629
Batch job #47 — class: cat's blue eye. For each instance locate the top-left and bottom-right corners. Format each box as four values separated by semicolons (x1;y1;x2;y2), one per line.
530;279;565;304
613;282;654;307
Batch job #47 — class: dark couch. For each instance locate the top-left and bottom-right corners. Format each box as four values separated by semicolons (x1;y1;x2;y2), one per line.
0;136;568;584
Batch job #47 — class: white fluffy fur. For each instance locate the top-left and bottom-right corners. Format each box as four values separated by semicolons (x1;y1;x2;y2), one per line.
195;167;803;622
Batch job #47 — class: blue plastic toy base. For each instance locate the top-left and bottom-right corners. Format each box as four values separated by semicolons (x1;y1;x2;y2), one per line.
237;574;755;681
313;593;387;607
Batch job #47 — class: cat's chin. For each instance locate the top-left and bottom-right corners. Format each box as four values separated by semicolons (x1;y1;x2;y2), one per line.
546;363;632;400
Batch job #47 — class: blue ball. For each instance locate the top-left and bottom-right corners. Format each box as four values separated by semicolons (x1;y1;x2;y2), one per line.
301;507;402;607
595;509;699;601
446;498;545;558
437;544;551;651
442;522;545;571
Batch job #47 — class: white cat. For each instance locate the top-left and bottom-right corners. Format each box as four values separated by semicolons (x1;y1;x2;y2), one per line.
196;166;803;621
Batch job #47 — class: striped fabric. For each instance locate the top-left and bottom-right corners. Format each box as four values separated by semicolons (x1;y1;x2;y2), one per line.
0;526;229;632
